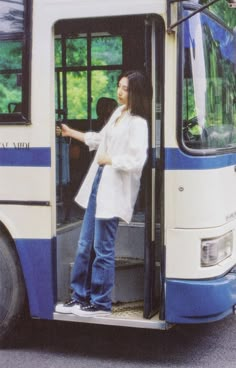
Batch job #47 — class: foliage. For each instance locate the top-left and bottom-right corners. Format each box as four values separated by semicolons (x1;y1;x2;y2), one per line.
0;40;22;113
200;0;236;28
55;36;122;120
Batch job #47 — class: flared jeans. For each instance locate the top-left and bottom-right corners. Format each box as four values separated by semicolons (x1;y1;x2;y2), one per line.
71;166;119;311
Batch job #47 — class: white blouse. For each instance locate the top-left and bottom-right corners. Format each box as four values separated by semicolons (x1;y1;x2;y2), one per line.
74;105;148;223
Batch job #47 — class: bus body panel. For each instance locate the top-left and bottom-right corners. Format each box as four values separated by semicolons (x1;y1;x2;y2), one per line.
165;161;236;229
0;167;51;203
165;269;236;323
0;205;52;239
34;0;166;22
166;225;236;279
164;147;236;279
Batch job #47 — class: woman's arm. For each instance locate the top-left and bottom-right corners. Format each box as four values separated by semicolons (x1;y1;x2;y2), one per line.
58;124;85;143
57;123;107;152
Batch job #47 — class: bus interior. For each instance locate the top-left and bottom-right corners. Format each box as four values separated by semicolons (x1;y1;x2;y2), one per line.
54;14;165;325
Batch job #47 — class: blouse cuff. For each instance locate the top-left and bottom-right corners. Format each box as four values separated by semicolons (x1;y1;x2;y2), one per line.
84;132;100;151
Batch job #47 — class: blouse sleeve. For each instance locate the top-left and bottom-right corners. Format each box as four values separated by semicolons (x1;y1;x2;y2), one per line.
84;132;102;151
84;106;121;151
111;117;148;172
84;124;108;151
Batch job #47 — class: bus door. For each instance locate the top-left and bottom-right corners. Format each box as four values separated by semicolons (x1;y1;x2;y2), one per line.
54;14;165;322
143;17;164;319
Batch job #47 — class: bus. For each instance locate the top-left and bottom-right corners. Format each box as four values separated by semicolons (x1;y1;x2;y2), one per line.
0;0;235;343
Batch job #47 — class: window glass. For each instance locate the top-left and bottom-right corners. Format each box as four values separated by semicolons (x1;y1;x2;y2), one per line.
0;40;22;113
66;38;87;66
55;39;62;67
0;0;24;34
55;33;122;121
0;72;22;113
0;0;29;122
92;70;120;118
0;40;22;69
91;36;122;66
183;12;236;150
67;71;87;119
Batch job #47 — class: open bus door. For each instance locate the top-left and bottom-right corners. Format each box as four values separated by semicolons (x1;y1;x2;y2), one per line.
54;13;165;326
143;16;165;319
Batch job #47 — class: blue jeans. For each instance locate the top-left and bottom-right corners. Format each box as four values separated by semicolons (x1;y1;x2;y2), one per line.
71;166;119;311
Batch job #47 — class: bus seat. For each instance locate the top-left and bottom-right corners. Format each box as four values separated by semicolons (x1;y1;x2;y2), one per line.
95;97;118;130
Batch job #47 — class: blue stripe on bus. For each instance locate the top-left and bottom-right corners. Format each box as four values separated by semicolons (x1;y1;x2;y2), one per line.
0;147;51;167
15;238;56;319
165;148;236;170
2;146;236;170
165;271;236;323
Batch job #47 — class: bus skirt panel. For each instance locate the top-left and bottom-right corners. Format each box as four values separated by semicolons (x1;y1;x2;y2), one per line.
15;238;57;320
165;268;236;323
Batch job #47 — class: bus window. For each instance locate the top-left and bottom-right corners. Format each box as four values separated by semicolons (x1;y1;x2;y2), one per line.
182;11;236;151
55;33;122;122
0;0;31;124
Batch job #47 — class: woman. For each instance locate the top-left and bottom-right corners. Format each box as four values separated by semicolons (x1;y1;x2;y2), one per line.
56;70;151;317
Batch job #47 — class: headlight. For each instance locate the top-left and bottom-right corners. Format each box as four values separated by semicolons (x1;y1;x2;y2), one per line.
201;231;233;267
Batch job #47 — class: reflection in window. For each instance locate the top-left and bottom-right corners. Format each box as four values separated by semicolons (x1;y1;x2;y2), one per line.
183;12;236;150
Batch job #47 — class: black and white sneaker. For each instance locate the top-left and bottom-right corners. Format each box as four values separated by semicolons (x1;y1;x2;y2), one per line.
74;303;111;317
55;299;82;314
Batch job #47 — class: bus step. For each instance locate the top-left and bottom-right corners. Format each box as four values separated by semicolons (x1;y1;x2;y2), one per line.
53;310;166;329
113;257;144;303
68;257;144;303
53;301;170;330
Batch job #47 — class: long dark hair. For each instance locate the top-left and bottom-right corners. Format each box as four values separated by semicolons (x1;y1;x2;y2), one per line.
118;70;152;120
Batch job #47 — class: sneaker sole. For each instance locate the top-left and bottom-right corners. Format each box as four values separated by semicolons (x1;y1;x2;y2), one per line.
55;303;81;314
73;309;111;317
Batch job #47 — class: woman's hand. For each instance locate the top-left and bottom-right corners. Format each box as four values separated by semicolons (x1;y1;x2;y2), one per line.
56;123;71;137
97;153;112;166
56;124;85;142
60;124;72;137
56;125;62;137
